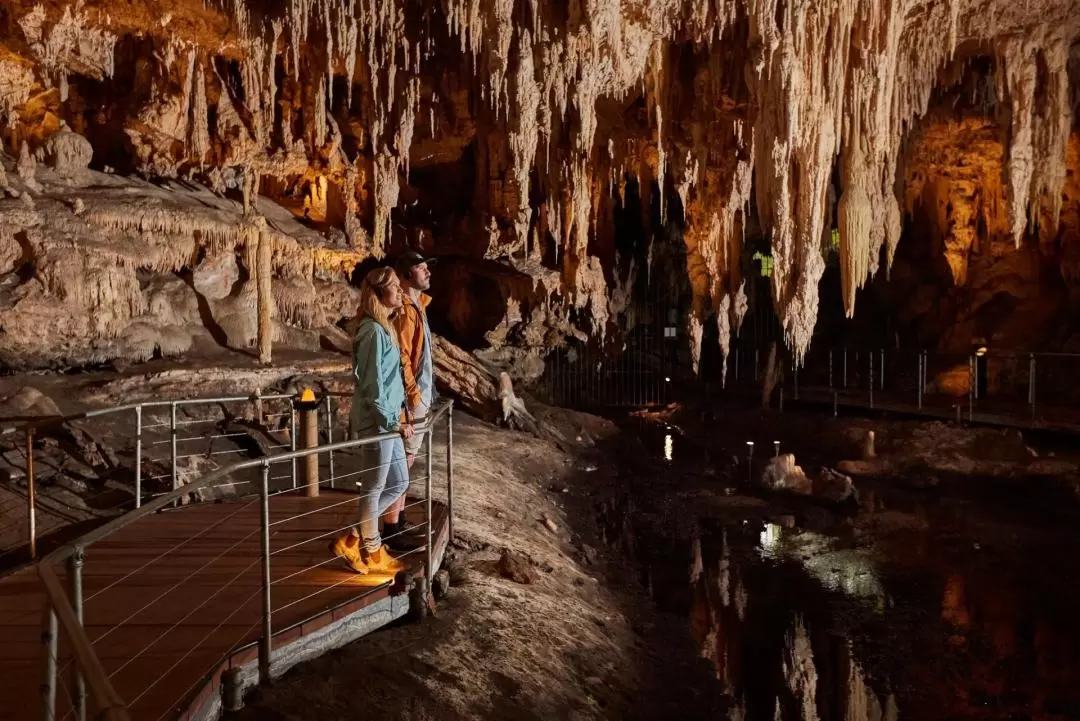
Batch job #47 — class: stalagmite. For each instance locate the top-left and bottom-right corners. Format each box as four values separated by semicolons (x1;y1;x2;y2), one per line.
256;228;273;364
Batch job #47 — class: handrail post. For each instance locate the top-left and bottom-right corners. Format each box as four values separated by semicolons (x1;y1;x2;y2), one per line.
917;350;924;409
922;350;928;397
828;349;833;389
868;352;874;409
27;429;36;560
42;603;57;721
972;354;980;423
325;396;335;490
68;548;86;721
258;461;272;685
424;420;434;603
447;406;454;542
134;406;142;509
37;564;128;720
1028;353;1036;421
297;393;319;498
169;402;178;492
289;405;298;490
253;387;263;425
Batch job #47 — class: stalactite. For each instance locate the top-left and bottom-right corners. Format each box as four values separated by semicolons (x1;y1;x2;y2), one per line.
1001;39;1037;247
2;0;1074;370
315;75;328;149
189;59;210;165
508;31;541;253
1031;38;1072;237
372;151;399;258
0;59;34;127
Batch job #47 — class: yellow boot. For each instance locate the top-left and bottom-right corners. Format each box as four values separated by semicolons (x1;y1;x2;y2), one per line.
329;528;368;573
364;545;406;576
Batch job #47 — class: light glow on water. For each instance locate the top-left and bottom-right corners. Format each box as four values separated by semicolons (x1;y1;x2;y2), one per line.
663;434;673;462
759;522;782;557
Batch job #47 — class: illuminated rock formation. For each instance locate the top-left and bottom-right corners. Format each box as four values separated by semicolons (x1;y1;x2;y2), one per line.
0;0;1076;369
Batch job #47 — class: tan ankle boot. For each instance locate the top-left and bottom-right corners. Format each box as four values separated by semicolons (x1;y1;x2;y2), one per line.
329;528;367;573
364;545;406;575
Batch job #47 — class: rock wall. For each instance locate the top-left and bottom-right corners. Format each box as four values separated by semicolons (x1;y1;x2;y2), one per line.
0;1;1077;371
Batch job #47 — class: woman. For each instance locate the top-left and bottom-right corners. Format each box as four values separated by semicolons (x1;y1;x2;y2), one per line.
330;267;412;575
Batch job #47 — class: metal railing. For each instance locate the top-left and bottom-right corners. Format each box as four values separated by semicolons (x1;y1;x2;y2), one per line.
719;345;1080;428
2;393;455;721
0;392;300;565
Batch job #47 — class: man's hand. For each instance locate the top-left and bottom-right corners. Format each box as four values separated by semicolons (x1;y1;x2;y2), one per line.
399;424;415;440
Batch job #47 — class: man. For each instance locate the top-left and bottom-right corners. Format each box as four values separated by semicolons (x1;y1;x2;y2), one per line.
381;250;436;544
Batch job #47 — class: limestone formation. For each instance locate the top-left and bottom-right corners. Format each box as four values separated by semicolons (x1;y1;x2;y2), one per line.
0;0;1075;372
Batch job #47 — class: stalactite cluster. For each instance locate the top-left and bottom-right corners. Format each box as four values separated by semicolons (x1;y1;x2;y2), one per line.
0;0;1076;370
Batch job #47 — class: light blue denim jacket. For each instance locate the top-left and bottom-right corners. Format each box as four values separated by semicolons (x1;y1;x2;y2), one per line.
351;317;405;433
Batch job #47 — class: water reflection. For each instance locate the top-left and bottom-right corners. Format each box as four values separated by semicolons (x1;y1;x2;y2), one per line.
677;518;1080;720
756;523;886;605
688;526;897;720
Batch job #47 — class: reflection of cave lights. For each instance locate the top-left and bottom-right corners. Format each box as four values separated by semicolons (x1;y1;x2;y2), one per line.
663;434;673;462
799;541;886;605
759;522;782;557
758;525;887;605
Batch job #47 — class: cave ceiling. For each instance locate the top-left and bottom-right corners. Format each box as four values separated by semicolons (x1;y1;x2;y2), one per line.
0;0;1078;370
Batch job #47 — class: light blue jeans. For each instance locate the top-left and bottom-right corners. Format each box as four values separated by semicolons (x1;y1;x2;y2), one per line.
355;428;409;553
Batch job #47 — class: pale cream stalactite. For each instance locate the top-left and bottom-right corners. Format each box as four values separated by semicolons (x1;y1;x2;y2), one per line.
1030;38;1072;238
837;120;873;318
372;151;400;259
1001;38;1037;248
509;30;541;254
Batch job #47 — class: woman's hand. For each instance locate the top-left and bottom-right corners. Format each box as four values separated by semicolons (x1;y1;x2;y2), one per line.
399;424;415;440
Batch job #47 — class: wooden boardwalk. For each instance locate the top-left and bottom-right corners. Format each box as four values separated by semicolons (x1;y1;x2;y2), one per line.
0;492;447;721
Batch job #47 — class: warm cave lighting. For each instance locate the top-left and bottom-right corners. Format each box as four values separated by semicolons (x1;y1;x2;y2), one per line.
664;376;671;382
773;440;780;457
663;434;673;462
976;346;988;357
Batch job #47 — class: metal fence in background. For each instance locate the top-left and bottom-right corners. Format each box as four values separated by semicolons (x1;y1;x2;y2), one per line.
718;345;1080;429
544;327;677;409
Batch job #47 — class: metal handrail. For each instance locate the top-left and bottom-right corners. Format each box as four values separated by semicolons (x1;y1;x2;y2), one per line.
0;393;295;437
33;398;453;721
39;399;452;565
1;390;314;561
